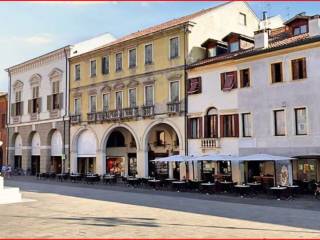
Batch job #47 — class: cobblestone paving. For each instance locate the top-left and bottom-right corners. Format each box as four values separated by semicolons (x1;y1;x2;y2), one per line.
1;179;320;238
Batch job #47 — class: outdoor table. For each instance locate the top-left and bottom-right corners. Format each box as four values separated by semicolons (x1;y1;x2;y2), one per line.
127;178;140;187
287;185;300;199
219;181;234;193
172;181;186;192
270;186;287;200
103;175;116;184
56;173;66;182
188;180;204;191
163;178;177;188
148;179;161;190
247;182;262;194
200;182;215;194
70;174;81;183
85;175;98;184
234;184;250;197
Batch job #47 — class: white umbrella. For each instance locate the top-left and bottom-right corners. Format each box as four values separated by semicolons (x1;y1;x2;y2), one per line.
193;154;237;162
152;155;196;162
237;154;294;162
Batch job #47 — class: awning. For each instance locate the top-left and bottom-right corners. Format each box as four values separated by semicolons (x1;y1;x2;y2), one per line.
193;154;237;162
237;154;295;162
152;155;196;162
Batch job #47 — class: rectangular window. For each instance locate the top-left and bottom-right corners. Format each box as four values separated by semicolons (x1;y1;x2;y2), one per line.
293;25;308;36
115;53;122;72
170;81;179;102
74;98;81;115
170;37;179;59
271;62;283;83
15;91;21;103
32;86;39;99
89;96;96;113
187;77;202;95
129;48;137;68
128;88;137;108
52;82;60;110
205;114;218;138
102;93;109;112
102;56;109;75
189;117;202;139
32;86;40;113
75;64;80;81
242;113;252;137
274;110;285;136
220;114;239;137
221;71;238;91
115;91;123;110
240;68;250;88
295;108;307;135
145;44;153;65
156;131;165;146
292;58;307;80
145;85;154;106
239;12;247;26
90;60;96;77
230;41;239;52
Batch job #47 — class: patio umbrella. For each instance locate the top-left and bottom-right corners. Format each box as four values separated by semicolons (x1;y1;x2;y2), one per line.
193;154;238;162
152;155;196;162
237;154;294;162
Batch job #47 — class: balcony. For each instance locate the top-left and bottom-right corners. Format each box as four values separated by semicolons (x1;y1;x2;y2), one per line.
167;101;182;114
106;109;122;121
141;105;154;118
87;112;96;123
201;138;219;150
96;112;106;121
122;107;138;119
30;113;39;121
12;116;21;124
70;114;81;124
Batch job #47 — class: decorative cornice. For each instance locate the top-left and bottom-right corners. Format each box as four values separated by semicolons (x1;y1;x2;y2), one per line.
29;73;42;86
113;82;125;90
100;84;111;93
48;68;63;81
127;80;139;88
12;80;24;91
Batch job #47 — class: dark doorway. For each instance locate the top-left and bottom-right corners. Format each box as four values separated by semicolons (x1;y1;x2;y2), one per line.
51;156;62;173
31;156;40;175
128;153;137;177
14;156;22;169
77;157;95;174
107;131;125;147
148;152;168;179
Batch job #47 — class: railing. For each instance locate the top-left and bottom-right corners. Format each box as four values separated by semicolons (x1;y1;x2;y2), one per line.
201;138;219;149
141;105;155;117
167;101;181;114
70;114;81;124
96;112;106;121
87;112;96;123
30;113;39;121
122;107;138;119
106;109;122;120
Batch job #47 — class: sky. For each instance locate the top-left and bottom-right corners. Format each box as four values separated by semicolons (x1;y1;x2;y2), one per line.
1;1;320;92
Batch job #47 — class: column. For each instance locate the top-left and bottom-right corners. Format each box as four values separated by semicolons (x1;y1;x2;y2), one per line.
22;149;31;172
40;149;50;173
70;151;77;173
232;161;242;184
95;150;105;175
137;150;148;178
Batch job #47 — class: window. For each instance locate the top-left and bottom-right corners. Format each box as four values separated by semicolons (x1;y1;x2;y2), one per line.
239;12;247;26
187;77;202;95
293;25;308;36
242;113;252;137
205;111;218;138
89;96;96;113
220;114;239;137
102;56;109;75
74;98;81;115
274;110;285;136
240;68;250;88
271;62;283;83
90;60;96;77
170;81;179;102
170;37;179;59
129;49;136;68
115;91;123;109
15;91;22;116
145;44;153;64
229;41;239;52
15;91;21;103
31;86;40;113
128;88;137;108
145;85;154;106
295;108;307;135
292;58;307;80
75;64;80;81
208;47;217;57
156;131;165;146
102;93;109;112
115;53;122;72
221;71;237;91
189;117;202;139
52;81;60;110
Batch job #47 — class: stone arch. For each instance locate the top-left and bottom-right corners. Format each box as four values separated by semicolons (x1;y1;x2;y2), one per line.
205;106;218;115
12;80;24;91
13;134;22;156
48;68;63;80
50;130;63;157
29;73;42;86
71;126;99;155
30;132;41;156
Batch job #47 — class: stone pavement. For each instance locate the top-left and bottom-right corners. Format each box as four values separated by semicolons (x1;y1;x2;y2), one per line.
1;178;320;238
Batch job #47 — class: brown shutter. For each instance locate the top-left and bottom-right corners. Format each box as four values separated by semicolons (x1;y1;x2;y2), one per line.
234;114;239;137
199;117;203;139
11;103;15;117
28;99;32;113
292;60;298;80
47;95;52;111
214;115;218;138
187;118;192;139
220;115;224;138
20;101;23;116
37;98;42;113
220;73;225;90
59;93;64;109
203;115;208;138
233;71;238;88
302;58;307;79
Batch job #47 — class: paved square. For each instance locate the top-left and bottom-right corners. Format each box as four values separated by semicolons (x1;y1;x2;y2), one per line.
1;179;320;238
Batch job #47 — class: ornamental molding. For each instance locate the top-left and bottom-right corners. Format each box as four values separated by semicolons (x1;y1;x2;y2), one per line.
113;82;125;90
87;88;98;96
12;80;24;91
100;84;111;93
48;68;63;81
29;73;42;86
142;76;156;85
166;72;182;81
127;80;139;88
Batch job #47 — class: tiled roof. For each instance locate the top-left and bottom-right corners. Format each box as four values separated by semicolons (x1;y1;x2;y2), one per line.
188;32;318;69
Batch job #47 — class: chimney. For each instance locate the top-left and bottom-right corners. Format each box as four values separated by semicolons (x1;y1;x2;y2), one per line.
254;29;269;49
309;15;320;37
263;11;267;21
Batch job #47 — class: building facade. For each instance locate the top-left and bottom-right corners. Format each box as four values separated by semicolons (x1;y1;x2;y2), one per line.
187;14;320;185
0;93;7;168
69;1;259;178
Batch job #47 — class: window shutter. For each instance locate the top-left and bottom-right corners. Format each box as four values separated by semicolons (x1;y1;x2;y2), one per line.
302;58;307;78
47;95;52;111
233;71;238;88
220;73;225;90
220;115;224;137
37;98;42;113
199;117;203;138
203;115;208;138
28;99;32;113
59;93;64;109
20;101;24;115
187;118;192;138
233;114;239;137
102;57;106;74
292;60;298;80
271;64;276;83
11;103;15;117
213;115;218;138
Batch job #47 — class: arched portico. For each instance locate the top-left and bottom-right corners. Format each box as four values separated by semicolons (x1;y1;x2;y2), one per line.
29;132;41;175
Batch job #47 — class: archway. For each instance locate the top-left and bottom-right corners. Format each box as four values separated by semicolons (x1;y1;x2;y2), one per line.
50;130;63;173
30;132;40;175
105;127;137;177
76;129;97;174
144;123;182;180
14;134;22;169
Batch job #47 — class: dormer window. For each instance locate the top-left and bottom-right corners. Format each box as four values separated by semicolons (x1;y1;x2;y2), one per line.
293;24;308;35
222;33;253;53
230;41;239;52
208;47;216;57
201;39;227;58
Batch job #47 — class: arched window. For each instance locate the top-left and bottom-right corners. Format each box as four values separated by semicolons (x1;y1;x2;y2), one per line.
107;131;125;147
204;107;218;138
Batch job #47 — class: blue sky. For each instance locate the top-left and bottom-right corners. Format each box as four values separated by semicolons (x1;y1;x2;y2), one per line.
1;1;320;91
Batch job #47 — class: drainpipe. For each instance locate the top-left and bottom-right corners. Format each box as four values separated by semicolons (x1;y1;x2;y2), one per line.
62;48;69;174
183;25;188;157
6;70;12;166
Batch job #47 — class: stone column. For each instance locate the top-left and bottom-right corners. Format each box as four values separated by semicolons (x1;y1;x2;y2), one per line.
7;149;15;168
0;176;3;190
22;148;31;172
232;161;242;184
40;149;50;173
95;150;105;175
137;150;148;178
70;151;77;174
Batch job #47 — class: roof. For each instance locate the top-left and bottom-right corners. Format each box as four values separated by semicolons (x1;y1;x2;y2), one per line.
73;2;233;58
201;38;227;48
188;32;320;69
222;32;254;42
284;12;310;25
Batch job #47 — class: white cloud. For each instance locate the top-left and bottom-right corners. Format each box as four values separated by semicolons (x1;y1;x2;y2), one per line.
0;33;54;45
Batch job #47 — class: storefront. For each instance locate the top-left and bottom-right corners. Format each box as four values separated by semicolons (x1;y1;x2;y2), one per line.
76;130;97;174
14;134;22;169
106;157;125;176
50;130;63;173
200;161;232;182
31;132;41;175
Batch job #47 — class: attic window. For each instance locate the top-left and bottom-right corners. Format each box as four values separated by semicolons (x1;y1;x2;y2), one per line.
293;24;308;36
239;13;247;26
230;41;239;52
208;47;216;57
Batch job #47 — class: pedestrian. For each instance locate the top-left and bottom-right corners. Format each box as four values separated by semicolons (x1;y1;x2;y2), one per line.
7;165;12;178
